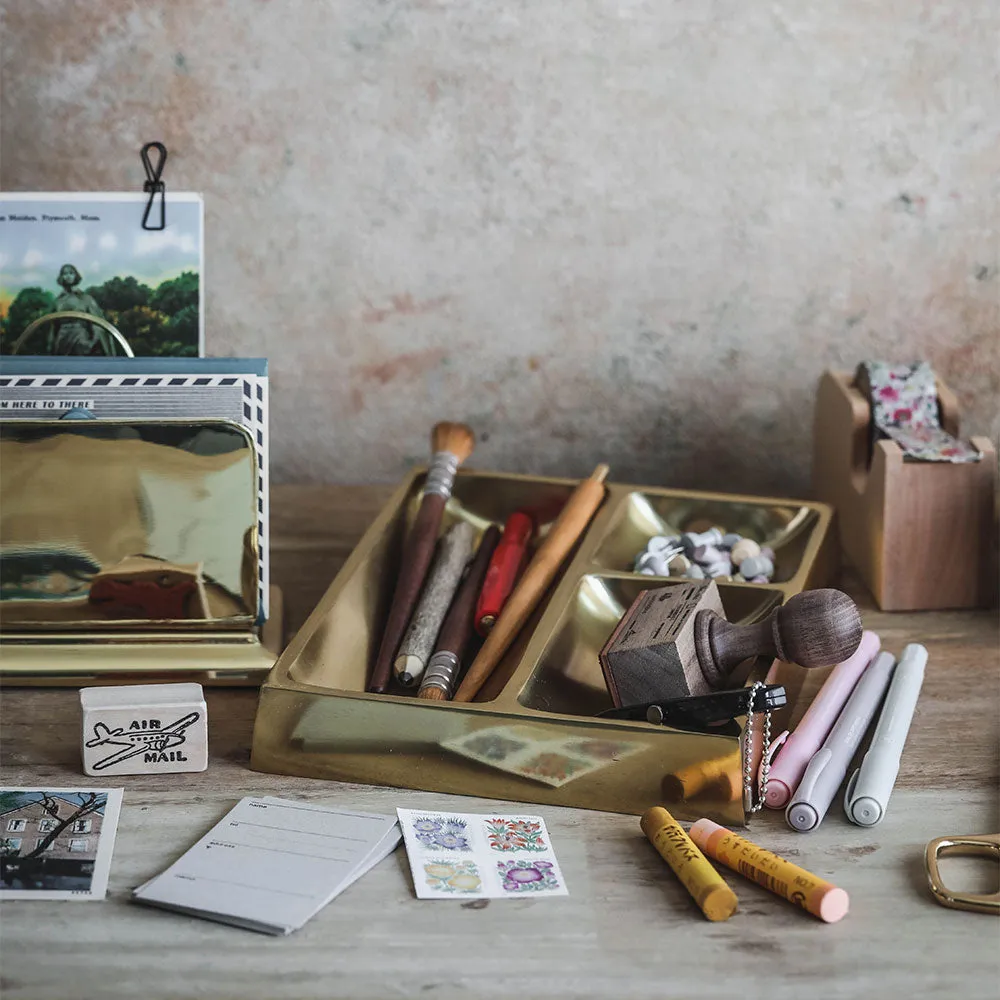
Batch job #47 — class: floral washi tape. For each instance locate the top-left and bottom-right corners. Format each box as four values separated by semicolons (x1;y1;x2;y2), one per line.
860;361;982;463
397;808;569;899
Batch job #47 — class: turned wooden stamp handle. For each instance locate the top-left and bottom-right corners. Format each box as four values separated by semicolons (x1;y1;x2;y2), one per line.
694;588;864;684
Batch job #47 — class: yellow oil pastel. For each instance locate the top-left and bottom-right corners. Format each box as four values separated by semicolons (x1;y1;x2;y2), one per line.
641;806;738;922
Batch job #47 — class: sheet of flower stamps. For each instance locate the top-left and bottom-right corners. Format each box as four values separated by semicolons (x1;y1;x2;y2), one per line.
397;808;569;900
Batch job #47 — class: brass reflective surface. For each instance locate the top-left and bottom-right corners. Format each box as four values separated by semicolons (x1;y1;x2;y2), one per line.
251;469;833;819
0;419;259;629
590;488;829;592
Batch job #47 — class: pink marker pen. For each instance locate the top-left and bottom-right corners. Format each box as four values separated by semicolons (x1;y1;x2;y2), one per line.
762;630;881;809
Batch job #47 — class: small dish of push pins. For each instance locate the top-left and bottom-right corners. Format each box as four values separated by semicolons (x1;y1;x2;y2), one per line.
634;528;776;584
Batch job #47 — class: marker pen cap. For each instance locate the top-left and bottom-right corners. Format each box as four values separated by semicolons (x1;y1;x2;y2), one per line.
849;796;882;827
764;777;791;809
786;801;819;832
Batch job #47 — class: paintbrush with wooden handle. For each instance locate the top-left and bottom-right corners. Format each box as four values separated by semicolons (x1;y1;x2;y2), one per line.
454;463;609;702
368;421;476;693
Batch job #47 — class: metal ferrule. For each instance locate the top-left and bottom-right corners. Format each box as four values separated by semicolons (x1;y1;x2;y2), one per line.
423;451;459;498
420;650;460;695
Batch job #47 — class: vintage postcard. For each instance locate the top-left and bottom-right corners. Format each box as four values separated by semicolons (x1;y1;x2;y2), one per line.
0;788;124;900
0;193;203;357
397;807;568;900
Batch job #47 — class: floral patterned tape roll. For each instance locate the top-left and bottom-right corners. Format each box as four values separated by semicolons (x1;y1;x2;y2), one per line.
855;361;981;464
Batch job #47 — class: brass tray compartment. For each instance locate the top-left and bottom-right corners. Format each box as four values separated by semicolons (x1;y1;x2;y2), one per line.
251;470;830;819
283;471;578;698
590;489;834;595
519;573;785;717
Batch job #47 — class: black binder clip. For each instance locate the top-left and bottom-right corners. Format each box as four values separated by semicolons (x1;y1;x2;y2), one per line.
141;141;168;231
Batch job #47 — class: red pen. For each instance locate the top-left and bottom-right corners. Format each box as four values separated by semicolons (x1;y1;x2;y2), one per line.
475;510;536;636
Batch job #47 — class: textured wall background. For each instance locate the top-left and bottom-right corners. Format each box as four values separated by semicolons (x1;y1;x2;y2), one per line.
2;0;997;496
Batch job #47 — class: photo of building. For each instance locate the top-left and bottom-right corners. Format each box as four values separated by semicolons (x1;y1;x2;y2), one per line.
0;791;107;893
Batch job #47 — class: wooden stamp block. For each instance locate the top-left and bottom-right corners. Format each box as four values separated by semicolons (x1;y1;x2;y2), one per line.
80;683;208;776
599;581;864;709
599;581;725;706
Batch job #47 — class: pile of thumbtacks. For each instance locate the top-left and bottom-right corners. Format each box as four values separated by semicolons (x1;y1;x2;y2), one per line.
634;528;776;583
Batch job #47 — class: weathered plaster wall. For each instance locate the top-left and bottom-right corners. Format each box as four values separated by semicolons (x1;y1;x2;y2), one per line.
2;0;997;496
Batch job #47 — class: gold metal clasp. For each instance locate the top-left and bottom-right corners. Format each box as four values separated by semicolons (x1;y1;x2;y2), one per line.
925;833;1000;915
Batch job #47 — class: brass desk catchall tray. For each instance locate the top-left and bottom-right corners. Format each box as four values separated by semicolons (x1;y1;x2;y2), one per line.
251;469;836;821
0;418;277;685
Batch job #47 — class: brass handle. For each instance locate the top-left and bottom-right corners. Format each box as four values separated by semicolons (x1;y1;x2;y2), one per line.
12;311;135;358
924;833;1000;915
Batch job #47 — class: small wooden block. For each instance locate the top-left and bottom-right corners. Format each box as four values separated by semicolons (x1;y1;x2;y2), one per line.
599;581;725;707
80;683;208;776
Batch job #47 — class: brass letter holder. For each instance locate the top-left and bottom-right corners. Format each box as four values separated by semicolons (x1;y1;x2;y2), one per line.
0;418;280;685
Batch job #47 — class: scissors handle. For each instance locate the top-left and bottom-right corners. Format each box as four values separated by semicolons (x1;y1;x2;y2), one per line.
924;833;1000;915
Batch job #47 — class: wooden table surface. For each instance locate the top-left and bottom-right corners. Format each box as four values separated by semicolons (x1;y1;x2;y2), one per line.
1;485;998;1000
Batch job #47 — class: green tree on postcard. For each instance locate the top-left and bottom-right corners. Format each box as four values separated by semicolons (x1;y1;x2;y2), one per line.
2;287;56;353
150;271;198;317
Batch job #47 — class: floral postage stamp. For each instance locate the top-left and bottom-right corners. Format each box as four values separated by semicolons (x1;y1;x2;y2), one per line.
397;808;568;899
423;860;481;894
411;816;471;852
497;860;561;893
485;817;546;852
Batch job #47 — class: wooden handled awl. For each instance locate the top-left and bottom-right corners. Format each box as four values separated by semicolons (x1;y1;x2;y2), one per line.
454;464;609;702
367;422;475;693
418;525;501;701
394;521;475;688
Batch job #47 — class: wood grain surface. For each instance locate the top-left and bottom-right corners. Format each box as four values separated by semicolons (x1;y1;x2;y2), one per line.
1;484;998;1000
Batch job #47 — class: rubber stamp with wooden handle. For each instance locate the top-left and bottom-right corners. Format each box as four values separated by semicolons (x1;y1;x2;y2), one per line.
600;581;863;708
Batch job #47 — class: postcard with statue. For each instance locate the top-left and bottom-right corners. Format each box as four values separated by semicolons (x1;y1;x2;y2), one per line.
0;193;203;358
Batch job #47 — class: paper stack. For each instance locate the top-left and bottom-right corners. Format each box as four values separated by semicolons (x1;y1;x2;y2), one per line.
133;796;400;934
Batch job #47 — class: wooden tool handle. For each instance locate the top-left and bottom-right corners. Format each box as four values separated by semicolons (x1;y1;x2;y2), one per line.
418;525;501;700
432;526;500;659
694;588;863;684
419;686;448;701
453;464;609;702
395;521;475;686
367;493;446;693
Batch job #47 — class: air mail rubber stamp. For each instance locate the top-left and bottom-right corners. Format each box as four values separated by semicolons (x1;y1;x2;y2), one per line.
80;683;208;776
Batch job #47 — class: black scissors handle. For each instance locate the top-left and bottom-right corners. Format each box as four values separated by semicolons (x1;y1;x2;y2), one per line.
599;684;786;728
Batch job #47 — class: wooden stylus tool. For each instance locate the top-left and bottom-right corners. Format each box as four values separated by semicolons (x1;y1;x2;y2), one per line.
454;464;609;702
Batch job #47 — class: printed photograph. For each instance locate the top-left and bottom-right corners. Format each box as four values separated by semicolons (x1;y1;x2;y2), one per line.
0;788;123;899
0;194;203;357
